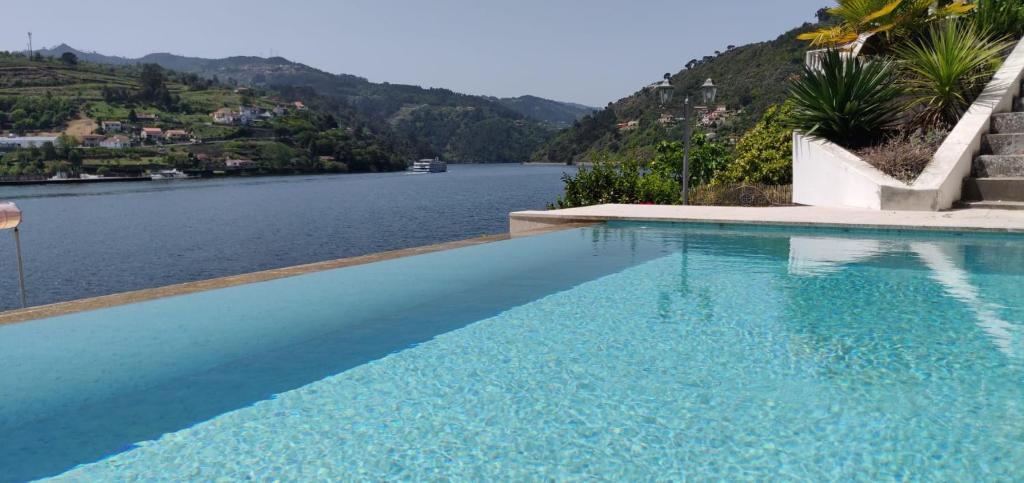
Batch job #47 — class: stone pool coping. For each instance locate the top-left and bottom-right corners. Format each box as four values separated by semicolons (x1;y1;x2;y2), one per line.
0;223;595;326
510;204;1024;235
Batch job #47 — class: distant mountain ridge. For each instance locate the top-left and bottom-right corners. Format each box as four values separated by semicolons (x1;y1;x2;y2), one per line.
493;95;596;128
37;44;593;154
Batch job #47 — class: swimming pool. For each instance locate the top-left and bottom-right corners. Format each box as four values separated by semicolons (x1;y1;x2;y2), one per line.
3;222;1022;480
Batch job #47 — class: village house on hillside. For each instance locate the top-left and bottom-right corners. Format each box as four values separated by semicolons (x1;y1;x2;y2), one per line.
617;120;639;132
238;106;261;124
225;158;256;169
212;108;236;125
163;129;190;142
695;105;734;127
140;127;162;140
100;135;130;149
100;120;122;133
80;134;105;148
135;113;159;123
0;136;59;150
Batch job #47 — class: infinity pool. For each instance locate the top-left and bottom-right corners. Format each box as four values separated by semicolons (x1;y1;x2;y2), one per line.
3;222;1023;480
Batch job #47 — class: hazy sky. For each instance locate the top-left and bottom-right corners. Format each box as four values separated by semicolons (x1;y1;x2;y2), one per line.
4;1;824;106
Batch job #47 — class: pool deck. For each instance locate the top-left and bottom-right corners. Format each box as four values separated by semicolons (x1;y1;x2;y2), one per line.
510;204;1024;235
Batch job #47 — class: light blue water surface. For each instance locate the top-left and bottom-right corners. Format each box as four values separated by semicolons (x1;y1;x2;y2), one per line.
3;222;1024;481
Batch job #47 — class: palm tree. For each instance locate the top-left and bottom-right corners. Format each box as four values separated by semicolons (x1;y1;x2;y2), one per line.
798;0;975;49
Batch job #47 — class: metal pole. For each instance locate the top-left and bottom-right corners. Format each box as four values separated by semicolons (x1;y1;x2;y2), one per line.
681;96;693;205
13;227;26;308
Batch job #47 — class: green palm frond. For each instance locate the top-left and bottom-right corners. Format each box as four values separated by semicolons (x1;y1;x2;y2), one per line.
895;20;1012;128
788;50;905;148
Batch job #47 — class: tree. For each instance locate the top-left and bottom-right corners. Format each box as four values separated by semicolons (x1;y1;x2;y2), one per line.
60;52;78;66
715;103;794;185
138;64;176;110
68;149;83;172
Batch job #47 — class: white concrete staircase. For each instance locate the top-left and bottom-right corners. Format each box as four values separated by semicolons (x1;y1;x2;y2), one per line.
961;80;1024;209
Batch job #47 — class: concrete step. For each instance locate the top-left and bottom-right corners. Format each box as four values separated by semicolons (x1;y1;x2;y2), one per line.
992;112;1024;134
973;155;1024;177
957;200;1024;210
962;177;1024;202
982;133;1024;155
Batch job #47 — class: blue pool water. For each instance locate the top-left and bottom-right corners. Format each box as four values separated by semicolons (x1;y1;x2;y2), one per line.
3;222;1024;480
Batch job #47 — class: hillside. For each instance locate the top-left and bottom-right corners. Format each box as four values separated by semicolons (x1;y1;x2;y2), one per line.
0;53;407;176
494;95;596;127
36;45;577;163
531;21;818;164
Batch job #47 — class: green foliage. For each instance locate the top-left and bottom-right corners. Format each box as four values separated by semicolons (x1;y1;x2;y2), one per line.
551;135;732;208
138;64;180;112
788;50;904;148
0;94;77;132
552;160;657;209
895;20;1012;129
649;137;731;187
970;0;1024;39
715;103;794;185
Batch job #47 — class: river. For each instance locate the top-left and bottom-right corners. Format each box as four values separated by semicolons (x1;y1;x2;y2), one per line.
0;164;574;311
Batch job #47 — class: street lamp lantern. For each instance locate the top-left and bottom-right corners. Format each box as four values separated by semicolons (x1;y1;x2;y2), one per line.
651;73;674;106
701;78;717;106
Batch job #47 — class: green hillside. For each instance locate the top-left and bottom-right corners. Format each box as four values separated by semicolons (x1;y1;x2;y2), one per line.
0;53;406;177
494;95;596;127
37;45;563;163
532;21;818;164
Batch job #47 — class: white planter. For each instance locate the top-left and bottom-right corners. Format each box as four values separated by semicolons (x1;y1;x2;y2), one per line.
792;37;1024;211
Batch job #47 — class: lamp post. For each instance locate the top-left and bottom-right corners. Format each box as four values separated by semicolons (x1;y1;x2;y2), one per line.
0;202;26;308
650;75;718;204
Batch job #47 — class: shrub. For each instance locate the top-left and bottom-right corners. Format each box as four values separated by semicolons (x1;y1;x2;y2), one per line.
895;20;1012;129
856;129;947;183
788;49;904;148
970;0;1024;40
715;103;794;185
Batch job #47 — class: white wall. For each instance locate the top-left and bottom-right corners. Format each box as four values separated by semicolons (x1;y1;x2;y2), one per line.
792;37;1024;211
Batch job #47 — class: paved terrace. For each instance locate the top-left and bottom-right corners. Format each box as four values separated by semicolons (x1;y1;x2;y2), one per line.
510;204;1024;235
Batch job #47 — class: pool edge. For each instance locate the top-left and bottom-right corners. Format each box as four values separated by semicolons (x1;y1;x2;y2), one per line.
510;204;1024;235
0;222;597;326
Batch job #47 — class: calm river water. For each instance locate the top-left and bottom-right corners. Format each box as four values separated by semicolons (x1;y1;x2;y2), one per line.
0;164;573;311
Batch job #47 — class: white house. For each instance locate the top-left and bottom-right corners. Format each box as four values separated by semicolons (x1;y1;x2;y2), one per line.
163;129;189;142
140;127;162;140
100;135;130;149
0;136;59;150
101;120;123;132
225;158;256;169
212;108;236;125
80;134;105;147
238;106;261;124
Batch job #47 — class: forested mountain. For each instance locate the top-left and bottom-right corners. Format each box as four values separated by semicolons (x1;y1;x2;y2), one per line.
494;95;596;127
531;21;818;164
36;45;565;163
